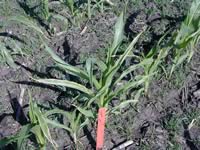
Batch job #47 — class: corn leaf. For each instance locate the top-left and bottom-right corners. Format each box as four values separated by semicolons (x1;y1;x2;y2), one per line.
104;30;144;87
1;44;17;68
111;99;138;113
33;103;57;149
64;0;74;14
45;118;73;133
73;105;94;118
36;78;93;95
44;45;90;80
110;12;125;55
86;59;93;88
44;109;68;117
175;0;200;47
87;85;108;106
116;76;145;96
0;124;31;148
16;124;32;150
8;16;45;37
41;0;50;20
114;58;153;85
79;118;90;131
28;92;37;124
0;136;19;148
186;0;200;25
170;52;188;76
30;125;46;147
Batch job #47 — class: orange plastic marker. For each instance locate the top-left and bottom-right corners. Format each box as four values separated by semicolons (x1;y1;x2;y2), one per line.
96;107;106;150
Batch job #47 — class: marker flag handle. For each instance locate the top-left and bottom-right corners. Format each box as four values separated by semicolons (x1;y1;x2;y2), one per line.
96;107;106;150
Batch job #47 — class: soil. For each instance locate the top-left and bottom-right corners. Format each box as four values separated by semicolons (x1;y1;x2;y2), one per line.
0;0;200;150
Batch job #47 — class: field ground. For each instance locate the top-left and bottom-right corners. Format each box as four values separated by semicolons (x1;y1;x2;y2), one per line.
0;0;200;149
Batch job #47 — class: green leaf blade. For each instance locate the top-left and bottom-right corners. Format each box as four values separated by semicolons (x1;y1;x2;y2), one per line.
36;79;93;95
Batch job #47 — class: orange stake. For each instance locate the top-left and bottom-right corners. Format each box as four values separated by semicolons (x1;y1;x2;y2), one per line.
96;107;106;150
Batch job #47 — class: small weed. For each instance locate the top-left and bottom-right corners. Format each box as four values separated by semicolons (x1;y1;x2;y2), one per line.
163;115;182;149
183;109;200;127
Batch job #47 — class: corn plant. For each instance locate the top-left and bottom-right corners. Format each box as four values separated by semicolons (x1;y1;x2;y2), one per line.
0;124;32;150
140;0;200;80
43;105;93;148
62;0;75;15
0;37;26;68
36;11;145;108
88;0;91;19
62;0;113;23
0;42;17;68
35;11;147;148
34;1;200;145
0;15;46;67
0;93;57;150
28;95;57;150
0;91;94;149
6;15;46;38
41;0;50;21
169;0;200;76
30;90;94;148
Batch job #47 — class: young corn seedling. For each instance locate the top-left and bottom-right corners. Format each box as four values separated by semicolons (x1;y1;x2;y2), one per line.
62;0;75;15
30;92;94;147
28;94;57;150
139;0;200;82
62;0;113;24
0;33;26;68
88;0;115;17
169;0;200;77
35;11;147;149
43;103;93;149
0;124;32;150
61;0;91;26
41;0;50;21
27;95;92;149
0;93;57;150
0;42;17;68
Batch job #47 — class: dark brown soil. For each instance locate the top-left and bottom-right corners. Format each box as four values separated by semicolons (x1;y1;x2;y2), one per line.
0;0;199;150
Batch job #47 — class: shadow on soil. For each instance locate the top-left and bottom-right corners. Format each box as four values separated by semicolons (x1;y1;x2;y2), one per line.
0;32;25;43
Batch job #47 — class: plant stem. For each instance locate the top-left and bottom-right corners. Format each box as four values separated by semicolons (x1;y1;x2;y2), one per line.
88;0;91;19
